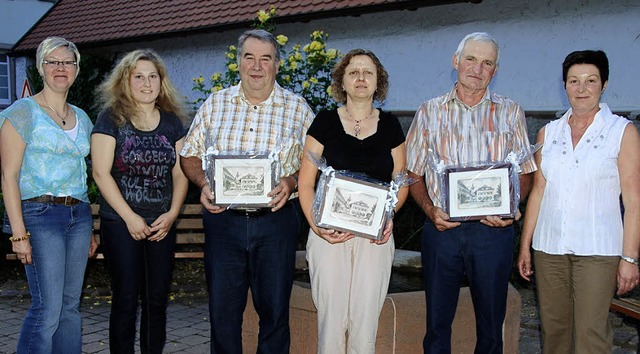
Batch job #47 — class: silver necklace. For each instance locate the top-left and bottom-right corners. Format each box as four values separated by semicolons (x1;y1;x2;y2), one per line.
42;94;68;126
345;107;373;137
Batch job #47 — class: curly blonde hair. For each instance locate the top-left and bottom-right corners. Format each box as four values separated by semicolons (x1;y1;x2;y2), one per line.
98;49;185;126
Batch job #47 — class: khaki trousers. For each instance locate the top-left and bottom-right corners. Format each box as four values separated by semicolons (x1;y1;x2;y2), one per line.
533;251;619;354
306;231;395;354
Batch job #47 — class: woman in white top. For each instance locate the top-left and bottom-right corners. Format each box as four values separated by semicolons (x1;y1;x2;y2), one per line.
517;50;640;353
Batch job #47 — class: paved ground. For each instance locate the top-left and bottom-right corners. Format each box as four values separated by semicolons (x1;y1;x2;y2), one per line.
0;291;211;354
1;285;639;354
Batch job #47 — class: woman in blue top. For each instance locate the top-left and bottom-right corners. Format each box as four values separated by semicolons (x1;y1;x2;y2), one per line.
0;37;96;354
91;49;188;354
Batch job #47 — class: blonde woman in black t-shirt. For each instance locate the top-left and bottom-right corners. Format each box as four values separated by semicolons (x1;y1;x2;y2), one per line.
91;49;188;354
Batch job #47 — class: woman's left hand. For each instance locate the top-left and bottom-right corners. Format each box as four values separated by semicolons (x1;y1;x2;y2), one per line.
617;260;640;295
373;218;394;245
148;213;177;242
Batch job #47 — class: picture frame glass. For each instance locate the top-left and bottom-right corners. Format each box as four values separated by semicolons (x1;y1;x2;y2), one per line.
209;155;275;208
444;163;514;221
317;174;389;240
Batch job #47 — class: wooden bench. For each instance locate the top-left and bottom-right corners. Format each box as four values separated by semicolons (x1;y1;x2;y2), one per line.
611;297;640;320
5;204;206;261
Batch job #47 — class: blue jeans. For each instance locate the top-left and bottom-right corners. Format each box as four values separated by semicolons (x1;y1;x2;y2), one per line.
203;202;301;354
99;215;176;354
8;201;92;354
421;221;514;354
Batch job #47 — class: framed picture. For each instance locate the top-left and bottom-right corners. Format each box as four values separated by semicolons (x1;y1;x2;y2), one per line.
443;163;515;221
316;174;389;240
209;155;276;208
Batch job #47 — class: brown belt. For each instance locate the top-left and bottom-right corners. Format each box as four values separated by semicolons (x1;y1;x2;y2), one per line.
24;195;82;206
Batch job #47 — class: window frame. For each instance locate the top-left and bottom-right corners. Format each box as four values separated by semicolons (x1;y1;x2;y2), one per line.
0;53;11;106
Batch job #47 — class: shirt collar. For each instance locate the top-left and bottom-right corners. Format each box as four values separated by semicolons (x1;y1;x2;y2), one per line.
230;82;284;108
442;83;497;108
564;102;609;127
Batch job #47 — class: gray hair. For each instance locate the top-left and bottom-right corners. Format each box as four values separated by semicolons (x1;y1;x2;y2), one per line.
237;29;280;66
36;36;81;77
454;32;500;67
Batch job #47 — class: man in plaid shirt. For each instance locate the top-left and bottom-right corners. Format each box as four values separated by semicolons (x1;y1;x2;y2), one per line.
180;29;314;353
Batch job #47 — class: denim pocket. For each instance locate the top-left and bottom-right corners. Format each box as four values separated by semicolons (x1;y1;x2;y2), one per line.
2;203;52;234
22;202;52;217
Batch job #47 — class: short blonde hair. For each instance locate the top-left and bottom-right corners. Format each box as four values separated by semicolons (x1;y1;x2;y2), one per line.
36;37;81;77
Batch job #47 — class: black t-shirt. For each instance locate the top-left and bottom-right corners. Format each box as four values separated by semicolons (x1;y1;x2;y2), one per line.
307;109;405;182
91;109;185;219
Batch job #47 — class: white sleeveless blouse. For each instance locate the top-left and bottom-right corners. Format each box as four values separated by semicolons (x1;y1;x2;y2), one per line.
532;103;629;256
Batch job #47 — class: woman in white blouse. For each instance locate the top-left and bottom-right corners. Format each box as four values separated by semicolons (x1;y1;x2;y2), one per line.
517;50;640;353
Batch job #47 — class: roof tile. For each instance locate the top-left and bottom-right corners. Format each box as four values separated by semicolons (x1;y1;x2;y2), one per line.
13;0;472;53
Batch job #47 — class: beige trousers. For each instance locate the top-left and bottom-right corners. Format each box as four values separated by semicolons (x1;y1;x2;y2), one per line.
306;230;395;354
533;251;619;354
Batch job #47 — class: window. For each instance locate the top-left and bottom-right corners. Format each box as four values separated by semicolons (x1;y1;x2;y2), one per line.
0;54;10;105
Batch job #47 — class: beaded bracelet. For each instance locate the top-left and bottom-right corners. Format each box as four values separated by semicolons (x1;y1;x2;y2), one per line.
9;231;31;242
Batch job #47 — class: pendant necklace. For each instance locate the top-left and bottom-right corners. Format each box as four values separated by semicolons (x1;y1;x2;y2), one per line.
345;107;373;137
42;94;68;126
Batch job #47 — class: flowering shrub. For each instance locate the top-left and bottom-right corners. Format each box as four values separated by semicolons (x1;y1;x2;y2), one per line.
192;7;342;113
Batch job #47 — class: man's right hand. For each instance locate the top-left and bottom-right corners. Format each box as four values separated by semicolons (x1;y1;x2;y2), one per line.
200;185;226;214
427;205;460;231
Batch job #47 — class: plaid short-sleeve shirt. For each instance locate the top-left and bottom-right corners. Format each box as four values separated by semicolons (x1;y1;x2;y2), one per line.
406;86;537;208
180;82;315;179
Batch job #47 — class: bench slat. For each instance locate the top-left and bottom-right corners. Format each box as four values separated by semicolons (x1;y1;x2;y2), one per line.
611;298;640;320
91;251;205;260
90;203;203;215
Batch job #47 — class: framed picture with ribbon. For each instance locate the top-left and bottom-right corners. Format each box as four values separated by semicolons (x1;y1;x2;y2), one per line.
443;163;515;221
208;154;276;208
315;173;389;240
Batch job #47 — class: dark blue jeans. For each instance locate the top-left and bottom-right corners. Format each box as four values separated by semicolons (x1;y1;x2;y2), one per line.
203;202;300;354
100;215;176;354
421;221;515;354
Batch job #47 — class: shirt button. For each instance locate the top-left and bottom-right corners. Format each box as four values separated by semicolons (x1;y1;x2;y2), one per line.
253;106;258;110
250;128;254;132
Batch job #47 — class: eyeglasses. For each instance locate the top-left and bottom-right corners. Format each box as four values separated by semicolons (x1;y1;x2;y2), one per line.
43;60;77;68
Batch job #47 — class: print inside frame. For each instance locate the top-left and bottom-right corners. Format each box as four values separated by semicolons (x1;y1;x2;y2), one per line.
443;163;515;221
210;155;276;208
316;174;390;240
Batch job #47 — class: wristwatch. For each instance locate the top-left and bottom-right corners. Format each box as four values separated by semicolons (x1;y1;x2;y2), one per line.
291;175;299;191
621;255;640;266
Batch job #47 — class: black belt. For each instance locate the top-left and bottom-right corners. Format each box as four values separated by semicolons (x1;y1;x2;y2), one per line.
229;208;271;217
24;195;82;206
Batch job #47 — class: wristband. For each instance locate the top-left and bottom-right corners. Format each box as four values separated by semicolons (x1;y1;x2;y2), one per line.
621;255;640;266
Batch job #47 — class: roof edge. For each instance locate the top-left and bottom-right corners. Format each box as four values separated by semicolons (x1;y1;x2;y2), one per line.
9;0;481;56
